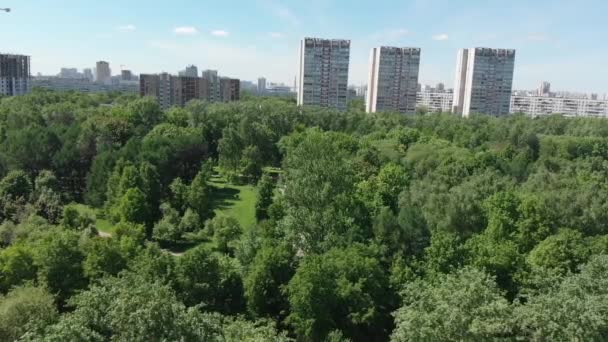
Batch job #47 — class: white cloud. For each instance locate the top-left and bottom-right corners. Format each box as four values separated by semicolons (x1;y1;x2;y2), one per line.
211;30;229;37
269;32;284;38
259;0;300;26
173;26;199;35
432;33;449;41
118;24;136;32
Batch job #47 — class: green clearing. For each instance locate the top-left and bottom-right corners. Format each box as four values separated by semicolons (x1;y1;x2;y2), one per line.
73;173;257;252
208;174;257;230
71;203;114;234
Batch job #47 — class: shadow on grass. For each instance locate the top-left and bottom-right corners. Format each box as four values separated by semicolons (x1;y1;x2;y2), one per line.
210;185;240;210
157;240;201;254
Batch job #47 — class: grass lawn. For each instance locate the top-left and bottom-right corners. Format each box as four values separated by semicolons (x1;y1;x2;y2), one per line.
71;203;114;234
208;173;257;230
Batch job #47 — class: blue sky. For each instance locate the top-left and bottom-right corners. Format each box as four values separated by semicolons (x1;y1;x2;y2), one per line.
2;0;607;93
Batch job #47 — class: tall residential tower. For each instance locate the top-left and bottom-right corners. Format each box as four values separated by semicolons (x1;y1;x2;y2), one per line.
366;46;421;114
452;48;516;117
297;37;350;111
0;53;30;96
95;61;111;84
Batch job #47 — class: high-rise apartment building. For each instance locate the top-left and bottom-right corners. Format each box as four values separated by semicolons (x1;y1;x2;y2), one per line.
297;37;350;111
366;46;421;114
121;70;133;81
83;68;94;82
179;65;198;78
219;78;240;102
202;70;220;102
258;77;266;93
96;61;111;84
452;48;516;117
140;72;239;109
173;76;200;107
0;54;31;96
538;81;551;96
59;68;80;79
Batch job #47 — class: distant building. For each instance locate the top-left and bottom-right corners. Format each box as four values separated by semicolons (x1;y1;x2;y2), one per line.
33;76;138;94
173;76;200;107
59;68;80;79
220;78;240;102
121;70;133;81
511;95;608;118
140;72;239;109
298;37;350;111
453;48;515;117
202;70;220;102
366;47;421;114
538;81;551;96
83;68;94;82
95;61;111;84
257;77;266;93
0;53;31;96
436;83;445;92
416;90;453;113
179;65;199;78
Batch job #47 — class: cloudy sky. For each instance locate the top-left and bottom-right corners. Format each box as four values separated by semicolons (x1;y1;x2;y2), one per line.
2;0;607;93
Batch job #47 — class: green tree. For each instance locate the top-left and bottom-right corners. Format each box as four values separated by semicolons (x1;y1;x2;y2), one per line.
255;173;275;221
514;255;608;340
0;244;37;293
527;228;590;274
286;245;392;341
244;243;295;321
33;229;87;303
0;285;58;341
391;268;513;341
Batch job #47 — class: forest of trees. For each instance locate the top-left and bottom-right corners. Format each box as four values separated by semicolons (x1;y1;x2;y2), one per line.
1;89;608;341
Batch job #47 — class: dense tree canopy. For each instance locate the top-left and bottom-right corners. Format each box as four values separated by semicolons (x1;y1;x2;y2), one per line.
2;89;608;340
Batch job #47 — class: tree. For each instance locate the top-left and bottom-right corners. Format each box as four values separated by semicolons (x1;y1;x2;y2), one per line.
188;169;212;220
279;129;369;253
33;230;87;303
37;274;219;342
527;228;590;274
207;215;242;254
514;255;608;340
0;285;58;341
244;243;295;321
0;170;32;220
115;188;150;227
255;173;275;221
82;237;129;280
241;145;263;182
0;244;37;293
286;245;392;341
391;268;513;341
175;245;244;314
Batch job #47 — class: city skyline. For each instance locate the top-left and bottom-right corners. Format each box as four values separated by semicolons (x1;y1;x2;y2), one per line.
2;0;608;94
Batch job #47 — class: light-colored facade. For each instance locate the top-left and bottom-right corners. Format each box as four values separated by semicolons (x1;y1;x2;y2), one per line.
0;54;31;96
202;70;220;102
416;90;453;113
179;65;198;78
366;46;420;114
511;95;608;118
83;68;94;82
538;81;551;96
33;77;138;94
298;37;350;111
453;48;516;117
95;61;111;84
257;77;266;93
